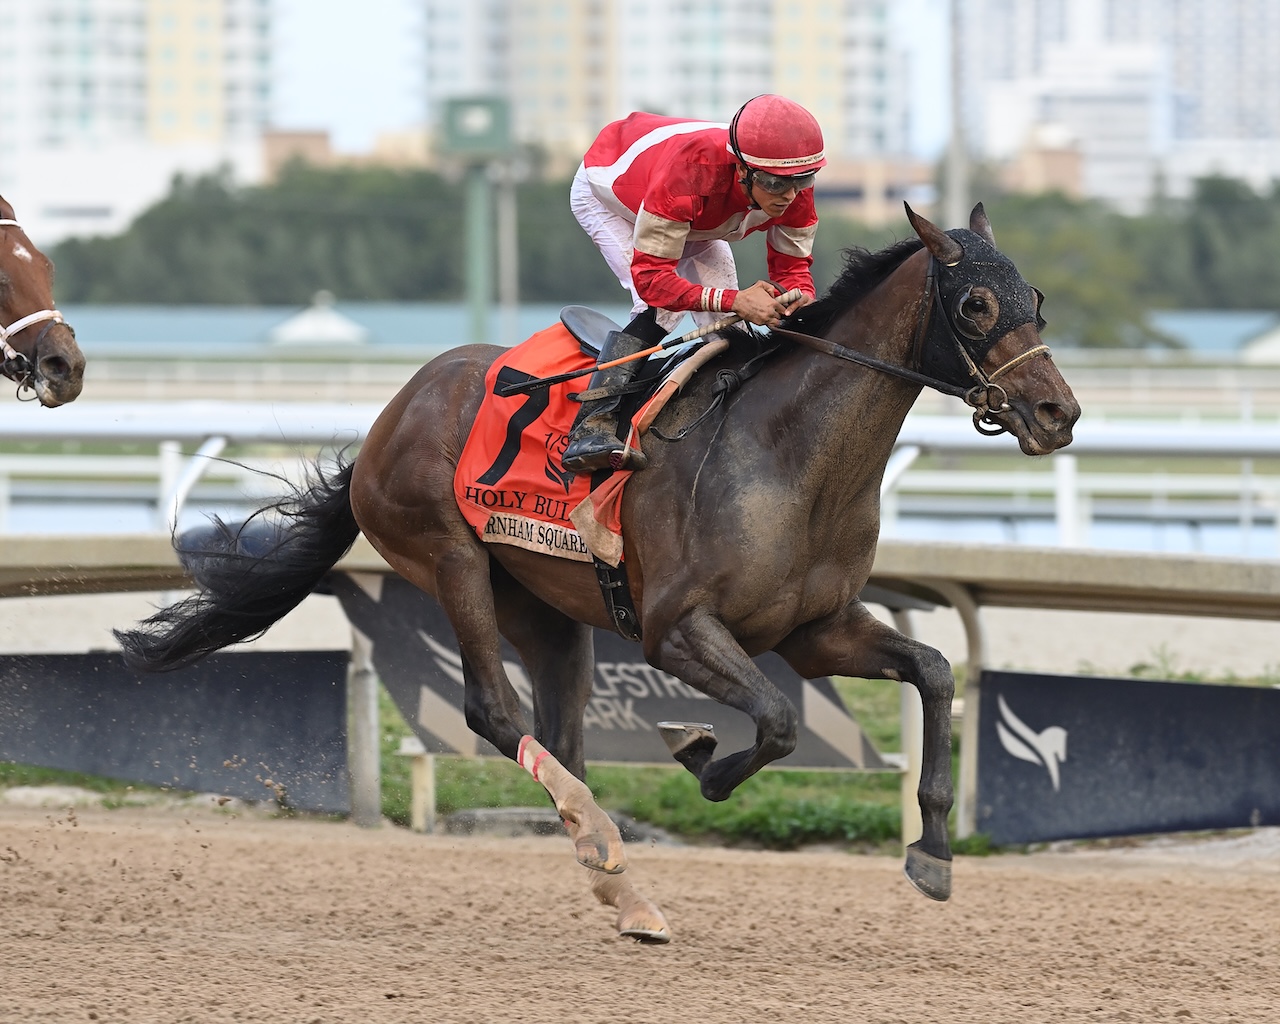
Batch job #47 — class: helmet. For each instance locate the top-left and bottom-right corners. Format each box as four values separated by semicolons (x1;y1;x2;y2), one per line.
728;95;826;175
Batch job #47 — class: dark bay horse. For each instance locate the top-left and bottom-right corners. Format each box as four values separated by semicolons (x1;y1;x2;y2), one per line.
0;196;85;406
116;204;1080;943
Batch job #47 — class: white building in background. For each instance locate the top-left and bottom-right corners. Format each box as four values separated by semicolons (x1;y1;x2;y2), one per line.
0;0;270;245
961;0;1280;211
421;0;921;222
424;0;912;160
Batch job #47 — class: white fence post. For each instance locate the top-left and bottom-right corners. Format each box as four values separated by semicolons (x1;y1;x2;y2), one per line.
1054;453;1081;546
157;440;182;533
347;628;382;828
163;436;228;533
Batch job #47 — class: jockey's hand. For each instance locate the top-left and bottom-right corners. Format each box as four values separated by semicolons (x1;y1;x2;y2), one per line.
732;280;789;327
781;291;814;317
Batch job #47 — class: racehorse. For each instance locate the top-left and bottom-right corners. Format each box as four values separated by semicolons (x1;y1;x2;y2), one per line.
0;195;85;406
115;204;1080;943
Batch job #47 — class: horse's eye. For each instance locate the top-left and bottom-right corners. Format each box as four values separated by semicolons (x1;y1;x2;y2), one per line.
962;296;987;316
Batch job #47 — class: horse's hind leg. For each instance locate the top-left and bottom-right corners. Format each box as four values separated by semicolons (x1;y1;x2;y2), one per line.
436;555;630;874
582;870;670;944
494;570;670;942
648;607;799;802
454;649;626;875
387;540;625;874
776;601;955;901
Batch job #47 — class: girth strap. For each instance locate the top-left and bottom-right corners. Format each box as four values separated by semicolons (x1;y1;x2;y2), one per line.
592;556;642;642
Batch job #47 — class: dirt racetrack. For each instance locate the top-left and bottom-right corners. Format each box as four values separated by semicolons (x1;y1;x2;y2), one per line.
4;803;1279;1024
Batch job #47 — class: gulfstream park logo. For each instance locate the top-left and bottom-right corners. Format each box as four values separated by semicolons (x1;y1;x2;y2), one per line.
418;629;534;709
996;695;1068;791
415;631;655;734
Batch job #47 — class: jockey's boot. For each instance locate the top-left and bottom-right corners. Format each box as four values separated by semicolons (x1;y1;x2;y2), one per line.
562;310;667;473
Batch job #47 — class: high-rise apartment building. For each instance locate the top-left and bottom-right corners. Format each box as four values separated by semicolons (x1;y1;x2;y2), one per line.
423;0;910;170
961;0;1280;211
0;0;270;242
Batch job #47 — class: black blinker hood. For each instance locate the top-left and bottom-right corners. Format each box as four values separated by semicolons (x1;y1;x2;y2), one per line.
934;228;1041;363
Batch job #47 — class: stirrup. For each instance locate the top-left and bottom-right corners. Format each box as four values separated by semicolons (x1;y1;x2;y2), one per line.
563;437;649;473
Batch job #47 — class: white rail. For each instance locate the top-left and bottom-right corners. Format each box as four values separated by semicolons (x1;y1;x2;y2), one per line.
2;404;1278;547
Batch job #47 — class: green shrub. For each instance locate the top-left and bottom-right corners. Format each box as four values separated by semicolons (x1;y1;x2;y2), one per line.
624;769;901;849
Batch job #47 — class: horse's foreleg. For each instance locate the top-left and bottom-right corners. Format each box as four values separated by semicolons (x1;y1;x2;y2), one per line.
777;601;954;900
649;608;798;802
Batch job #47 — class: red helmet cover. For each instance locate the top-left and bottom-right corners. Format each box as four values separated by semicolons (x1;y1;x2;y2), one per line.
729;95;827;175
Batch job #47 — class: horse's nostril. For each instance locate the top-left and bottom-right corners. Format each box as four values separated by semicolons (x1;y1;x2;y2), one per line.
1035;401;1071;431
39;355;72;380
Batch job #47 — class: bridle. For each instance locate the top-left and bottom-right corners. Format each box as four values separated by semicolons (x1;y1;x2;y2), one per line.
775;254;1051;437
906;256;1051;433
0;217;67;396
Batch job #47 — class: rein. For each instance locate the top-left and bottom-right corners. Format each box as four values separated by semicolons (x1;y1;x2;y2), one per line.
0;218;66;396
776;256;1051;436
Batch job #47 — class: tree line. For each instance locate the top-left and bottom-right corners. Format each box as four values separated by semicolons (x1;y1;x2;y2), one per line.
51;163;1280;348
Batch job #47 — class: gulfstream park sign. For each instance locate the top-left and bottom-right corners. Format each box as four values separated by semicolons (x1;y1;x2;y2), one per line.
326;571;890;771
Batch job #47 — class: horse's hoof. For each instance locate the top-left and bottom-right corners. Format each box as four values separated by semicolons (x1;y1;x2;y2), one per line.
904;842;952;901
573;832;627;874
618;903;672;944
620;925;671;944
658;721;717;777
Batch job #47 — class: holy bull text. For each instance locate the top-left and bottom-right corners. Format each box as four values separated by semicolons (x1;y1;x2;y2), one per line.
463;486;573;522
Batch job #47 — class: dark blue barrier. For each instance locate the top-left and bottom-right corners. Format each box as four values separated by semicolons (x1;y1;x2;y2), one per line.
328;571;889;771
977;669;1280;844
0;651;350;812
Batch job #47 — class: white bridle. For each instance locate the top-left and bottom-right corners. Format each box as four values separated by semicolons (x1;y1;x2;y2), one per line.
0;218;66;366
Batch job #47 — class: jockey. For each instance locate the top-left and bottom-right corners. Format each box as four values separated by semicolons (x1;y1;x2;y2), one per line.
564;93;826;472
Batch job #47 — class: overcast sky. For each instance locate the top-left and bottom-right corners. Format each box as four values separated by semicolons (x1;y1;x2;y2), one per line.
272;0;950;158
271;0;422;152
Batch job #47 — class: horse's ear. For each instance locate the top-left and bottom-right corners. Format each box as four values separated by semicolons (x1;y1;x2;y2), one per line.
970;202;996;246
904;202;963;266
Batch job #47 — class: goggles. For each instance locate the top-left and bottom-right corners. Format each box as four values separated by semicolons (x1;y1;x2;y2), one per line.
751;168;818;195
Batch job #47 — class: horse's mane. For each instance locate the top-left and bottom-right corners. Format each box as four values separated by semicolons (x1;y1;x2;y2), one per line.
780;236;925;336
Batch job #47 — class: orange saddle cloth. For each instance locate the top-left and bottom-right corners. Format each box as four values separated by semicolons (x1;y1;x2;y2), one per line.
453;323;635;566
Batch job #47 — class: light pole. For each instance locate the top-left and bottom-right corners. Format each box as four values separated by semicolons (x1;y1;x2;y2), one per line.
492;158;527;347
440;98;514;346
945;0;970;229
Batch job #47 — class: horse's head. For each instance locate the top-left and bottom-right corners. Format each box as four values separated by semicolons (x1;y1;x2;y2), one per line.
905;202;1079;455
0;196;85;407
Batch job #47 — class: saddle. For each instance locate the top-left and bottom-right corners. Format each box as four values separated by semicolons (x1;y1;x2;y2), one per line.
559;305;622;356
453;307;784;643
556;304;778;432
558;304;679;410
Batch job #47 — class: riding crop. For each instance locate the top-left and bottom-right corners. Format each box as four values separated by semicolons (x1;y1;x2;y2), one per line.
496;288;804;397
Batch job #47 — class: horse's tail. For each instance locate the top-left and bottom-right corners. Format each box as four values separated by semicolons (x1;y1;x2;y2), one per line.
114;455;361;672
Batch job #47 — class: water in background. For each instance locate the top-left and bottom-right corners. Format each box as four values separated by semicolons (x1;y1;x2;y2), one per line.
60;300;644;355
